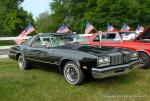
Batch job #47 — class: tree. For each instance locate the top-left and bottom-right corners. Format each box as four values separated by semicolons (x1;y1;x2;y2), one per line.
0;0;34;36
36;0;150;33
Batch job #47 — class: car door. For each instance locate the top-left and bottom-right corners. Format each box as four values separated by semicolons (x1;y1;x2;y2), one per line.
26;35;54;64
39;35;58;64
90;34;102;46
100;33;122;47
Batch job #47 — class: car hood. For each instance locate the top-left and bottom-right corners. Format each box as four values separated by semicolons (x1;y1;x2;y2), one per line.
55;44;128;56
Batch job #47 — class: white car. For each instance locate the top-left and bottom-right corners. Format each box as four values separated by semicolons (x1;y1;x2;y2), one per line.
119;31;138;40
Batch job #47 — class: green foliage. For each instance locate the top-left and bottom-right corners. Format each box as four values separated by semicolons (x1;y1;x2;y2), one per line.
35;12;64;33
0;0;34;36
36;0;150;33
0;40;16;46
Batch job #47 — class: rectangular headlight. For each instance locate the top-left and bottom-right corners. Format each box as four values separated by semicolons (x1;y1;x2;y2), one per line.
104;57;110;62
98;56;110;63
98;56;110;67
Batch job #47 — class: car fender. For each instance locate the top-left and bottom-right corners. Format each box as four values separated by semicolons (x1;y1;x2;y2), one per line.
138;50;150;57
59;57;81;73
16;52;25;60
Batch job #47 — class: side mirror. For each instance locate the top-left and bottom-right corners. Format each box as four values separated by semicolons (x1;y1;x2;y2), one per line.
116;40;122;44
115;38;122;42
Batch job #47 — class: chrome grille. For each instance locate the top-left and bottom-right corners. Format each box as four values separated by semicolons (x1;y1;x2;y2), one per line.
110;54;123;65
110;52;131;66
123;52;131;63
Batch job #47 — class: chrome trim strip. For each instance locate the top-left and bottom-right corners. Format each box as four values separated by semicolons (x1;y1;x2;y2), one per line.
26;58;59;65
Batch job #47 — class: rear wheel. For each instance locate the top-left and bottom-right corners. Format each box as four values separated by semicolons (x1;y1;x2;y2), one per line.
138;52;150;69
18;55;30;70
63;61;85;85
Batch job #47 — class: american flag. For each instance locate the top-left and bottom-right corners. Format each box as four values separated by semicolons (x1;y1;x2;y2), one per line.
135;24;144;33
14;24;35;45
56;25;70;33
84;22;94;34
120;23;131;31
107;23;115;32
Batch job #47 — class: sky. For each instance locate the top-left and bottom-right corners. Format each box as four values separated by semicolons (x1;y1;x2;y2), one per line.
21;0;52;19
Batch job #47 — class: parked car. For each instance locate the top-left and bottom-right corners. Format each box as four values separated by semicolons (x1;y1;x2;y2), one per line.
118;31;137;40
87;28;150;68
9;33;140;85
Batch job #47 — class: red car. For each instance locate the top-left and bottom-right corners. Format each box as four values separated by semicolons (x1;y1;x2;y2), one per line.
87;29;150;68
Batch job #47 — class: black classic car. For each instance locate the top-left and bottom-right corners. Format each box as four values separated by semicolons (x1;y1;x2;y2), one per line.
9;33;140;85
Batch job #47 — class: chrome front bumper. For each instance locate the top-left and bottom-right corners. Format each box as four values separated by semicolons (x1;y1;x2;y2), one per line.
92;60;140;79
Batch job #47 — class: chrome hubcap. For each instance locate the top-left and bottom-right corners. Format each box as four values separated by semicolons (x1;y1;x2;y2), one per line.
65;65;79;83
18;57;24;69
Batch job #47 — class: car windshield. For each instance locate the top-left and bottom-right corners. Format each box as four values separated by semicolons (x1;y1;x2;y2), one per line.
119;32;137;40
22;36;32;45
50;34;88;47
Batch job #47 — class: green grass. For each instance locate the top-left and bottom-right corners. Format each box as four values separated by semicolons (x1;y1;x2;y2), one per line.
0;59;150;101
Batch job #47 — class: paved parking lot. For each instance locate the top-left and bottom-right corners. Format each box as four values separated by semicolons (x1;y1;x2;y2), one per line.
0;49;9;58
0;49;9;55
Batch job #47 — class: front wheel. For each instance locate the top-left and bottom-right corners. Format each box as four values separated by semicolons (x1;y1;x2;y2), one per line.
63;61;85;85
138;52;150;69
18;55;30;70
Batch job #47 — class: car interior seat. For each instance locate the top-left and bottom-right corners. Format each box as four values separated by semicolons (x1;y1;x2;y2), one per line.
42;41;51;48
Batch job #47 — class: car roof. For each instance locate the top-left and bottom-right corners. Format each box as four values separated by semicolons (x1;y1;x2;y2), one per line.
98;32;118;34
100;31;135;33
37;33;76;36
118;31;135;33
95;31;136;36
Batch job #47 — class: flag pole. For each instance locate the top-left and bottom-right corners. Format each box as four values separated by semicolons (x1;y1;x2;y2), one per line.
94;27;98;32
27;19;39;34
70;30;73;33
34;29;39;34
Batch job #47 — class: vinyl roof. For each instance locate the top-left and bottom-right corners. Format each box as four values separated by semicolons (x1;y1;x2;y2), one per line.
37;33;76;36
